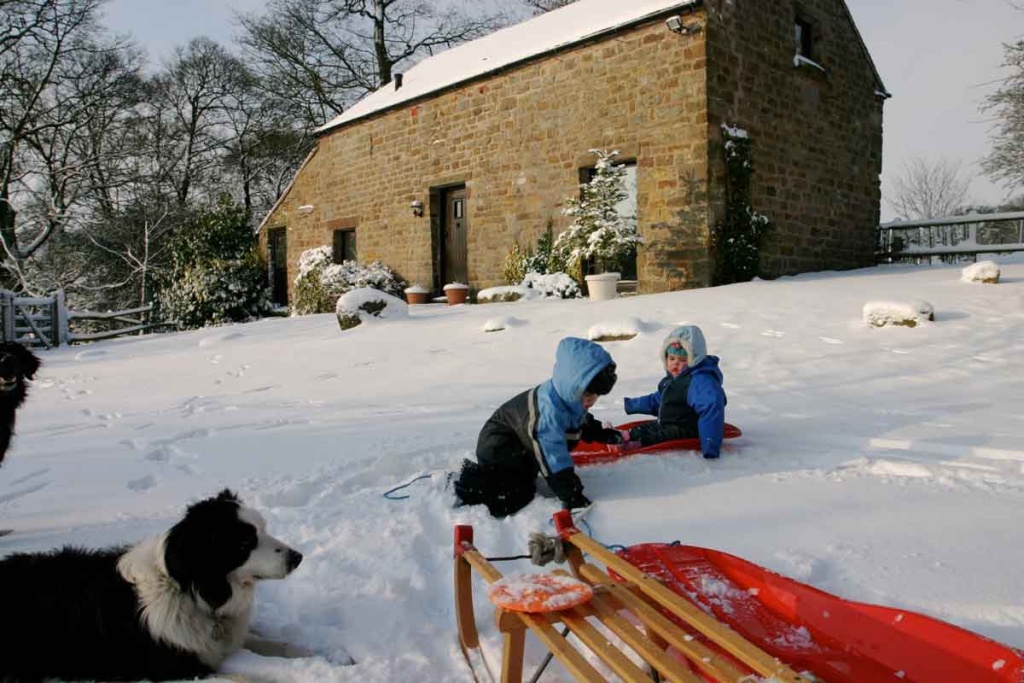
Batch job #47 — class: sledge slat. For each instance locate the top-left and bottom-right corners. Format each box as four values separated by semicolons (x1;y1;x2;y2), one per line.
546;604;659;683
579;564;748;683
564;530;807;682
583;586;705;683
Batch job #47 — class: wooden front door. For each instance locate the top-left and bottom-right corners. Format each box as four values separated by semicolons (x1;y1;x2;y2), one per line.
267;227;288;306
443;187;468;285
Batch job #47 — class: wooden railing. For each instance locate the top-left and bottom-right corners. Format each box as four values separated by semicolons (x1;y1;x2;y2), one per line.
0;289;173;347
877;210;1024;263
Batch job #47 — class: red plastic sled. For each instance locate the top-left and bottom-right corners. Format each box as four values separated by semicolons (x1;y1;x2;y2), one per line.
572;419;742;466
616;543;1024;683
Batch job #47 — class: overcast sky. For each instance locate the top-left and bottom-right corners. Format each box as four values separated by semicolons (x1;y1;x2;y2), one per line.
101;0;1023;220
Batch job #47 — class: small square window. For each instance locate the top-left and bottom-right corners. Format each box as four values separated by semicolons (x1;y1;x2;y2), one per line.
332;228;356;263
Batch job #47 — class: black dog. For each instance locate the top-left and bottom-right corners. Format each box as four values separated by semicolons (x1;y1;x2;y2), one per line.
0;341;41;465
0;489;305;682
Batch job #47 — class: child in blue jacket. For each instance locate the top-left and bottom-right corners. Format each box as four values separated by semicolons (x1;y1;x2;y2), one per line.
622;325;727;459
451;337;621;517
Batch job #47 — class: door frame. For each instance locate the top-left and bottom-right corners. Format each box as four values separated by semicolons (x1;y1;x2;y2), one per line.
429;183;468;293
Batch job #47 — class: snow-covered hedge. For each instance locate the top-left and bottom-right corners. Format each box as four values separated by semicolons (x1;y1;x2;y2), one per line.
522;272;582;299
335;288;408;330
293;246;406;315
862;300;935;328
961;260;1000;284
161;254;272;329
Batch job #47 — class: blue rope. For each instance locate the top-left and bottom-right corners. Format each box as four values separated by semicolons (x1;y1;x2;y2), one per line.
383;473;433;500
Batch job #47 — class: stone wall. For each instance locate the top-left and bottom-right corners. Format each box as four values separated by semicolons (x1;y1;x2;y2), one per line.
705;0;885;278
261;0;884;302
261;12;712;298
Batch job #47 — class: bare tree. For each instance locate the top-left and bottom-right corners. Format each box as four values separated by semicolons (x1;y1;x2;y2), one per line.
144;38;253;207
237;0;508;129
521;0;577;14
887;156;973;220
1;0;117;262
981;40;1024;191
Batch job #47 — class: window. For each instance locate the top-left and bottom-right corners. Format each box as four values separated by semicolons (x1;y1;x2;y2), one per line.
332;228;356;263
795;17;814;60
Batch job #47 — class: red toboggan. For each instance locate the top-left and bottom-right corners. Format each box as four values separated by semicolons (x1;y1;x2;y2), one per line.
454;511;1024;682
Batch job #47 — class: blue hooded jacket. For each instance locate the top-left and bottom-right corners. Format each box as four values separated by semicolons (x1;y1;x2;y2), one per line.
624;325;727;457
532;338;614;475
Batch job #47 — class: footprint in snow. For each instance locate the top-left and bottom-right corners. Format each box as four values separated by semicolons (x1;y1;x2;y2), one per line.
761;330;785;338
8;468;49;487
819;337;843;345
720;322;741;329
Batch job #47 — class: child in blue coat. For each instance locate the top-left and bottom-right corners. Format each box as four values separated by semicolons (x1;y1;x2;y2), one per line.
451;337;621;517
622;325;727;459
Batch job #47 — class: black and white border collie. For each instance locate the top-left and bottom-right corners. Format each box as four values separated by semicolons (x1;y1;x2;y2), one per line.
0;489;303;682
0;341;41;466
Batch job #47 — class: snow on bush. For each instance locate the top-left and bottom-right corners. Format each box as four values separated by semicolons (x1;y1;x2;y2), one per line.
477;285;537;303
588;316;642;341
335;288;408;330
961;260;1001;284
862;300;935;328
293;246;406;315
555;149;641;275
522;272;582;299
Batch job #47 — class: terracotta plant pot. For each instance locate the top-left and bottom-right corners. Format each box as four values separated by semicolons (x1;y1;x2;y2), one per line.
443;283;469;305
404;286;430;305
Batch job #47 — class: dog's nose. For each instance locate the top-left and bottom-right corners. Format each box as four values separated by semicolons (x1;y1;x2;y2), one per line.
286;549;303;572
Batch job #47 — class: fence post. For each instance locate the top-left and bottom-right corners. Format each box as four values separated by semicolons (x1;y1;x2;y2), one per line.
0;290;12;343
54;289;68;346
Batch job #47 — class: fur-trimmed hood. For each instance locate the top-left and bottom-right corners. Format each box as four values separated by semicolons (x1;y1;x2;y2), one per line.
660;325;708;367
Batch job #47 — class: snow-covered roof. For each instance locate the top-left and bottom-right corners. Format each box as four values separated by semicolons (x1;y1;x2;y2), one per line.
316;0;701;135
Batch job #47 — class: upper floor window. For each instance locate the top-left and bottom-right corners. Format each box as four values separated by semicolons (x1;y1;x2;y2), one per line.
333;228;356;263
795;17;814;60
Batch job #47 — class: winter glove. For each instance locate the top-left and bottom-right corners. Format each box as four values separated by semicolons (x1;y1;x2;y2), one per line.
546;468;591;509
580;414;623;444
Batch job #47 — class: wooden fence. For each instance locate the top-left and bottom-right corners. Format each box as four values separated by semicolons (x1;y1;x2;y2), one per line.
0;290;171;348
877;210;1024;263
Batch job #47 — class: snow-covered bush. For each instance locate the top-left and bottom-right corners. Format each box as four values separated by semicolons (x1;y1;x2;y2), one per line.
161;254;272;329
477;285;534;303
713;124;772;285
522;271;582;299
335;288;408;330
501;225;567;284
555;150;641;278
863;300;935;328
158;198;272;330
293;246;406;315
961;260;1000;284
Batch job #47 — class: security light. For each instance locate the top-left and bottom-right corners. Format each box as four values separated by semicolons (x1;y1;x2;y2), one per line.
665;15;683;33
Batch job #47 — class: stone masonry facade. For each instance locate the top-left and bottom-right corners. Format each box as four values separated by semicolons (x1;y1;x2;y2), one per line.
260;0;883;301
706;0;885;276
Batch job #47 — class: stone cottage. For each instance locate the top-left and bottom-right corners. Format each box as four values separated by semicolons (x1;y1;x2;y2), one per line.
258;0;887;304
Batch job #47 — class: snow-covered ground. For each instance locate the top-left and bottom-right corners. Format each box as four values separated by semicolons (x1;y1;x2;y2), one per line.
4;258;1024;681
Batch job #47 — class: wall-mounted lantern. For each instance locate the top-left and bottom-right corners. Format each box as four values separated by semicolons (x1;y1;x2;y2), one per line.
410;199;424;217
665;15;702;35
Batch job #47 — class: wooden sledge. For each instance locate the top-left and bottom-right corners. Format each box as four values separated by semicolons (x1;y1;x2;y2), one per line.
572;420;742;467
454;513;809;683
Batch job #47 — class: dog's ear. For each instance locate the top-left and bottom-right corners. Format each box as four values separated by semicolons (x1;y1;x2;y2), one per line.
11;344;41;380
164;529;236;610
216;489;241;504
194;573;233;610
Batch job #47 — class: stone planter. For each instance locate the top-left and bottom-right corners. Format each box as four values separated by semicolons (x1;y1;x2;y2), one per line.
584;272;620;301
404;286;430;305
443;282;470;305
